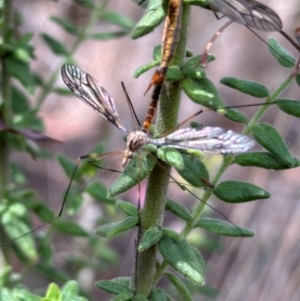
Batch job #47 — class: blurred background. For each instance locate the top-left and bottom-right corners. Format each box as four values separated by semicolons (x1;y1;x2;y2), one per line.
7;0;300;300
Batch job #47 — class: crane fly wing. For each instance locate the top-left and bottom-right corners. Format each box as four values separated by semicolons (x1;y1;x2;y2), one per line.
209;0;282;32
153;127;255;154
61;64;126;133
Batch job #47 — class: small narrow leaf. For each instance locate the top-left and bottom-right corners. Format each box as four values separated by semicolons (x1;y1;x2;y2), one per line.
4;57;35;93
165;272;193;301
131;0;167;39
158;236;205;286
42;33;68;56
90;31;129;40
138;227;163;252
108;154;156;197
213;181;270;203
3;219;38;260
252;123;295;167
101;11;134;29
73;0;95;9
58;156;81;181
95;279;130;295
37;263;69;282
44;283;61;300
268;37;295;68
182;77;248;123
86;182;116;205
116;201;138;217
162;228;183;242
275;99;300;117
166;199;193;222
134;60;159;78
195;217;254;237
233;152;300;170
176;154;209;188
95;216;139;238
50;17;78;34
150;288;168;301
55;220;89;237
157;147;184;170
110;291;134;301
220;77;269;98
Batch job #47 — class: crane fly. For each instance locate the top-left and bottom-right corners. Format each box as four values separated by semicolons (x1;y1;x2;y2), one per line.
0;64;258;248
61;64;254;168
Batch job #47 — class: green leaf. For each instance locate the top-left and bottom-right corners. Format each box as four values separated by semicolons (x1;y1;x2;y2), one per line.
138;227;163;251
86;182;116;205
195;217;254;237
165;272;193;301
162;228;183;241
132;294;149;301
166;199;193;222
268;37;295;68
165;66;185;82
233;152;300;170
175;154;209;187
131;0;167;39
183;54;215;69
11;86;30;114
58;156;81;181
153;44;162;61
296;74;300;86
4;56;35;93
13;289;41;301
72;0;95;9
27;201;55;222
275;99;300;117
182;77;248;123
55;220;89;237
42;33;68;56
95;279;131;295
116;201;138;217
110;292;134;301
158;235;205;286
53;88;73;96
134;60;160;78
101;11;134;29
95;216;139;238
44;283;61;301
37;262;70;282
220;77;269;98
61;281;80;300
2;218;38;260
90;31;129;40
157;147;184;169
150;288;168;301
213;181;270;203
252;123;295;167
50;17;78;34
185;0;211;8
108;154;156;197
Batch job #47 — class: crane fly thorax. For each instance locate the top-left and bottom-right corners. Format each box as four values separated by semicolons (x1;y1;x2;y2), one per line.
122;131;149;167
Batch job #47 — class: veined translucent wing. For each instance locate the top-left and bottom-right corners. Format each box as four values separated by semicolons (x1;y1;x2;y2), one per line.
61;64;126;133
208;0;282;32
152;127;255;153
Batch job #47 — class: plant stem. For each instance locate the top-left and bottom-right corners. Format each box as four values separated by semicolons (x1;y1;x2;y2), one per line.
0;0;12;272
153;72;296;284
134;3;191;296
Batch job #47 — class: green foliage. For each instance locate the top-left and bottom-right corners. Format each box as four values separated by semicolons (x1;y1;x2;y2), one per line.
1;0;299;301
